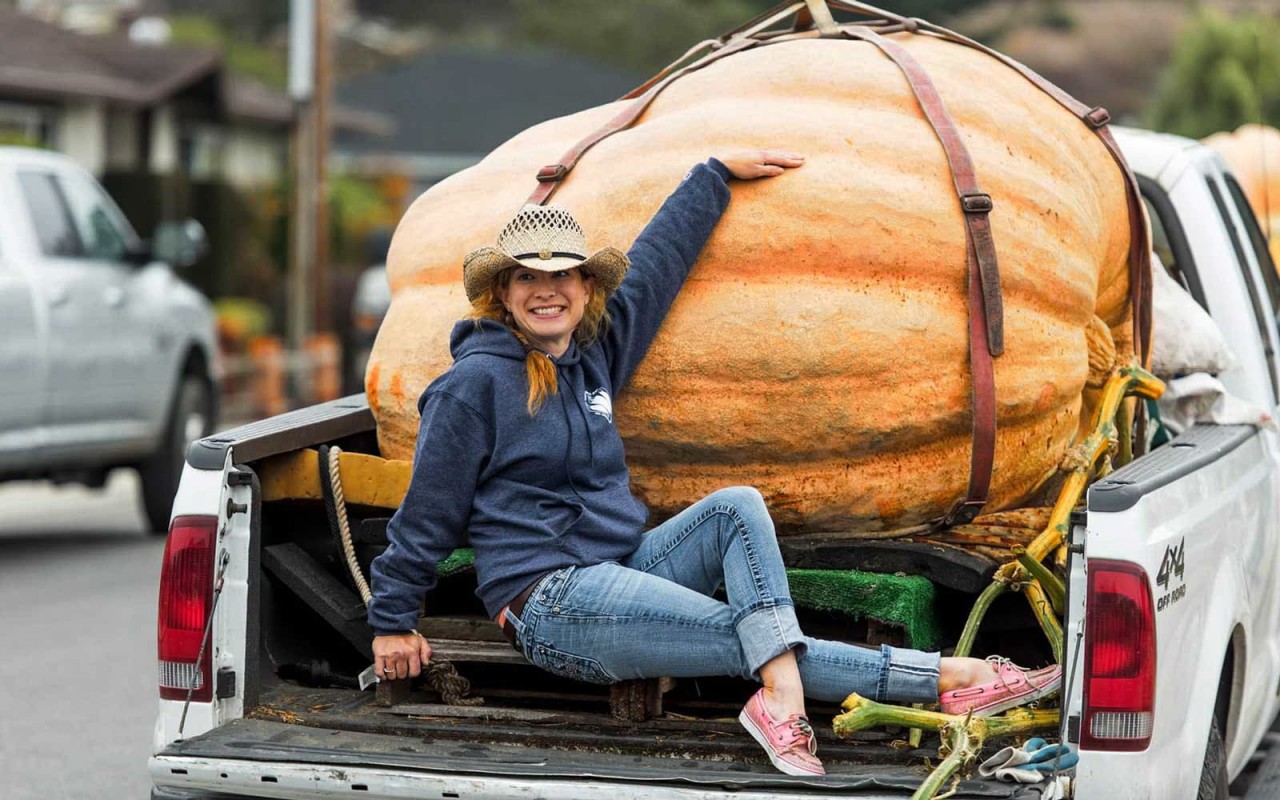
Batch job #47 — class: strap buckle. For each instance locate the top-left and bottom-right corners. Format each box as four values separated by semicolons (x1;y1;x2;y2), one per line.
536;164;568;183
1085;107;1111;129
941;498;986;527
960;193;993;214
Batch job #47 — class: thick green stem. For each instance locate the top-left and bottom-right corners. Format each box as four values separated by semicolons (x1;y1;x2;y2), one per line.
1024;581;1064;664
912;722;976;800
835;695;955;735
1116;398;1133;467
834;694;1060;740
1014;546;1065;614
953;580;1007;658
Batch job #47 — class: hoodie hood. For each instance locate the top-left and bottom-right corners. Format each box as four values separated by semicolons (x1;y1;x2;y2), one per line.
450;318;582;366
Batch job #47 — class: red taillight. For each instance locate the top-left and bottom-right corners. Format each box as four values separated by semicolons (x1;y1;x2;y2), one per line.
157;515;217;702
1081;559;1156;751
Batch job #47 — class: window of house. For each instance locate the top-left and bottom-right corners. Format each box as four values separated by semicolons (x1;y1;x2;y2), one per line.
0;102;53;148
17;171;82;257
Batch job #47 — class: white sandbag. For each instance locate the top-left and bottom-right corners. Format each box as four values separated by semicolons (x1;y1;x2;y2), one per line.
1149;253;1236;377
1156;372;1275;434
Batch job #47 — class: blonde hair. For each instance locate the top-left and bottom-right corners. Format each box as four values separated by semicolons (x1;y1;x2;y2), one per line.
466;267;610;415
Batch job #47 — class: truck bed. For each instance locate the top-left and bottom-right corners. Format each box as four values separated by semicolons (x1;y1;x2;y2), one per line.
155;708;1040;799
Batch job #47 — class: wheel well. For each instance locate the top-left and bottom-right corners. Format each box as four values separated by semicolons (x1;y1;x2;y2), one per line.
1217;625;1245;748
177;344;218;427
180;345;209;380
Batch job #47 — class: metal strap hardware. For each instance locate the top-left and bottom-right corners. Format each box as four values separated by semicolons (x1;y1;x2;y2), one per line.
1085;107;1112;128
944;499;986;528
961;193;994;214
537;165;569;183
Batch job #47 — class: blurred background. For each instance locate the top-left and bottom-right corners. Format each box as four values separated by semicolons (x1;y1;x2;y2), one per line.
0;0;1275;797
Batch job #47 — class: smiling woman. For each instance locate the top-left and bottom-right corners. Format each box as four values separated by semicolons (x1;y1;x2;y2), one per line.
365;149;1057;777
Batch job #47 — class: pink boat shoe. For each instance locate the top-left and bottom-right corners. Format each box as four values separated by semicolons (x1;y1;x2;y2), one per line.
939;657;1063;717
738;688;826;776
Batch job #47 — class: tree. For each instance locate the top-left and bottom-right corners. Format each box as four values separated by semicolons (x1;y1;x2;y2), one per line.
1145;10;1280;139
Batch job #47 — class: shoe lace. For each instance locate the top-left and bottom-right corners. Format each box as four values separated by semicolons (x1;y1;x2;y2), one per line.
984;655;1050;689
787;716;814;738
783;715;817;755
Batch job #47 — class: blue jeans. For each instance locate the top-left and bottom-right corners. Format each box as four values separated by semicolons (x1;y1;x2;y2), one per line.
502;486;941;704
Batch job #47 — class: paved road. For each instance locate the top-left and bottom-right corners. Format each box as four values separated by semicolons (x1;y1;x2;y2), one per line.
0;470;160;799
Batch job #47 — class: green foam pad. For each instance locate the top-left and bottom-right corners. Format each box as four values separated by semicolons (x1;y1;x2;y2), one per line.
786;568;940;651
433;550;939;650
436;548;476;577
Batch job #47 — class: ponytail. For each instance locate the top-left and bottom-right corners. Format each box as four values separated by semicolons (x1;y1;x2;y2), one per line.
509;328;558;415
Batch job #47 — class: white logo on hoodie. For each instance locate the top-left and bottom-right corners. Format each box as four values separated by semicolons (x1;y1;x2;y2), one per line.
584;388;613;423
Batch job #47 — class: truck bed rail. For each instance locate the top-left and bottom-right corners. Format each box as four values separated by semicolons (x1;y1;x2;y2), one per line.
187;395;373;469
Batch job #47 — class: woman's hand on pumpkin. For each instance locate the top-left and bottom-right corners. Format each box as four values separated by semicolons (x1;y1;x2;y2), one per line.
372;631;432;680
717;149;805;180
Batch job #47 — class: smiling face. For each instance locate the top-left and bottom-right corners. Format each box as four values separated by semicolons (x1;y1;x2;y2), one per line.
496;266;595;357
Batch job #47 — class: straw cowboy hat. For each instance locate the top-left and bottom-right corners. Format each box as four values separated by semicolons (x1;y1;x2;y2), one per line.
463;204;630;303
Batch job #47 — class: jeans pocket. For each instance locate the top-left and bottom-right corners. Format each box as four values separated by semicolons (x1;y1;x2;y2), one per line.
529;643;615;685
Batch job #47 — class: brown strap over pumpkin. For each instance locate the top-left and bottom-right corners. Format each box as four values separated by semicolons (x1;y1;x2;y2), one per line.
525;35;762;206
521;1;1153;526
839;25;1000;526
825;2;1152;366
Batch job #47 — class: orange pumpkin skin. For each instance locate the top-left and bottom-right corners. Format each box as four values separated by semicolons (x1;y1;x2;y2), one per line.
368;34;1136;533
1204;124;1280;267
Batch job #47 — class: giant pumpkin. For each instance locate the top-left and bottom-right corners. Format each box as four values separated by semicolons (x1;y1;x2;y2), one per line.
367;30;1140;534
1204;124;1280;267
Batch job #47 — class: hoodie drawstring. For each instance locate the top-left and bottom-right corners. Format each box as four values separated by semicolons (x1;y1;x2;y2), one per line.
556;365;598;502
557;386;586;502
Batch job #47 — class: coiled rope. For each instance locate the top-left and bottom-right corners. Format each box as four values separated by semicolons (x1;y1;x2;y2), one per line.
318;445;483;706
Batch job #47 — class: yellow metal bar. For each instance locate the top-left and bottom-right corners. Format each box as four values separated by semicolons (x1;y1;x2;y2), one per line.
258;448;412;509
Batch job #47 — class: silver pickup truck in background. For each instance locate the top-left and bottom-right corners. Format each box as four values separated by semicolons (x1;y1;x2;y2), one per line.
0;146;219;533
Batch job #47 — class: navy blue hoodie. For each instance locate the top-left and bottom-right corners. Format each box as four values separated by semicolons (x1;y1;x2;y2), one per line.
368;159;734;633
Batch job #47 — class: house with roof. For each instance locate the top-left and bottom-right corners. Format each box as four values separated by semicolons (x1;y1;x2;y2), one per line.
0;9;388;189
334;47;645;201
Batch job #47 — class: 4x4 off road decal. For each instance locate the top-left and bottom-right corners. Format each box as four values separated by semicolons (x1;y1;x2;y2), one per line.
1156;538;1187;612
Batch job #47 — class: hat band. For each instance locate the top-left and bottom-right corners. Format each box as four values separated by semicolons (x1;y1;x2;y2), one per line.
512;251;585;262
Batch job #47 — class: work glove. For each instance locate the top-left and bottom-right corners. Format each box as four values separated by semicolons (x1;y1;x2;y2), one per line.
977;737;1079;784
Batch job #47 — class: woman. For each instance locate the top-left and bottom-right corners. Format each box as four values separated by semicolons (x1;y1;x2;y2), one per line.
368;150;1061;777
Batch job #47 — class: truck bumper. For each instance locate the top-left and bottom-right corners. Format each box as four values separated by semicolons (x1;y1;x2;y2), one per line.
149;718;1042;800
150;754;939;800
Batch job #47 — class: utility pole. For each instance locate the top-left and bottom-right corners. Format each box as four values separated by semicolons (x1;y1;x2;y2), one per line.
288;0;333;347
313;0;332;335
288;0;316;350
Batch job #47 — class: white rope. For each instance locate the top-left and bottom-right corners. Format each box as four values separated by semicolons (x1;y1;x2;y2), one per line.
328;445;372;604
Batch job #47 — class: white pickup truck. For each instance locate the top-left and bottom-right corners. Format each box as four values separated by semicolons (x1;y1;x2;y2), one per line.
147;127;1280;800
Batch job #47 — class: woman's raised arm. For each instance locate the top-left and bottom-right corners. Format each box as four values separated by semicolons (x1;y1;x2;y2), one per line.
600;149;803;390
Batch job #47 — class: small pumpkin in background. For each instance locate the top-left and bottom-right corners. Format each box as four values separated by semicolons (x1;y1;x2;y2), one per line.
368;32;1140;534
1204;124;1280;267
